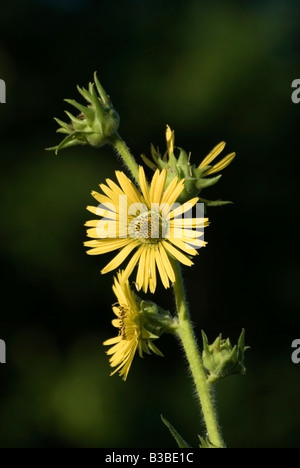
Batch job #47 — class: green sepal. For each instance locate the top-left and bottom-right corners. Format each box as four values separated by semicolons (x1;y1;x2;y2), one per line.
139;299;178;335
46;132;86;154
53;117;71;132
198;197;233;207
141;154;157;171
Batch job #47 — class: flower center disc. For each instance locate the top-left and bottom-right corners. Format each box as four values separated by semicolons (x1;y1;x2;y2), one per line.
129;210;168;243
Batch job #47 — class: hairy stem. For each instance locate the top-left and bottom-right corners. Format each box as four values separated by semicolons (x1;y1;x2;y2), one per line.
173;261;225;448
108;133;140;184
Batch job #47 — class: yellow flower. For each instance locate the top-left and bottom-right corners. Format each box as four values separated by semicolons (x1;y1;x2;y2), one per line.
166;124;236;176
85;166;208;292
142;126;236;204
103;273;163;381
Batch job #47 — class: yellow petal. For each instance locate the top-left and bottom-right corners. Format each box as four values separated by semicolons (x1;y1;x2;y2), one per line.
85;220;99;227
149;247;157;293
143;246;151;293
86;205;102;215
158;243;175;283
105;178;124;197
122;246;145;281
136;246;147;291
155;246;169;289
84;238;130;254
170;197;199;219
91;191;113;206
101;241;139;273
150;169;167;204
184;239;207;248
149;170;159;203
162;179;185;208
115;171;142;206
103;336;121;346
198;141;226;169
112;279;129;306
172;227;203;240
100;182;124;206
162;240;194;267
86;222;123;239
166;124;175;155
203;152;236;175
171;217;209;228
170;238;198;256
138;166;151;206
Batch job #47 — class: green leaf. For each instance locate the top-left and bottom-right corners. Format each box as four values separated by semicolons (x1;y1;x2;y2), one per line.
198;197;233;207
161;415;191;448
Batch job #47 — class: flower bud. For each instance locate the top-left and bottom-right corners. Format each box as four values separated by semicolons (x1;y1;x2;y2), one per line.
47;73;120;154
141;125;235;205
138;298;178;336
201;329;248;384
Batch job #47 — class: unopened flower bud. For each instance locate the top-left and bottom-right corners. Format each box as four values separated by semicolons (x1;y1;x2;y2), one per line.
202;329;248;384
47;73;119;154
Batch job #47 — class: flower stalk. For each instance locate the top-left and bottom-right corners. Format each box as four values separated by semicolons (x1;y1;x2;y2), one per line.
172;260;225;448
107;132;140;185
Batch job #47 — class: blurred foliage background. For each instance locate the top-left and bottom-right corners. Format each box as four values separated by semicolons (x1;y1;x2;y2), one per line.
0;0;299;448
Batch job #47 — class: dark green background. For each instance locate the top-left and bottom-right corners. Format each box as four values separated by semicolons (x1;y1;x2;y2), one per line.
0;0;299;448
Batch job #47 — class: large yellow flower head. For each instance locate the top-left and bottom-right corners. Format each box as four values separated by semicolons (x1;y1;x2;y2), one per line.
85;166;208;293
103;273;164;381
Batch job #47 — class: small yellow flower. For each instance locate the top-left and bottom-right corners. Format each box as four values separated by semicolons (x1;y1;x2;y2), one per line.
141;126;236;204
165;124;236;175
85;166;208;293
103;272;163;381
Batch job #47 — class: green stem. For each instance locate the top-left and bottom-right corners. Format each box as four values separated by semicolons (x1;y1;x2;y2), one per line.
172;261;225;448
108;132;140;184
